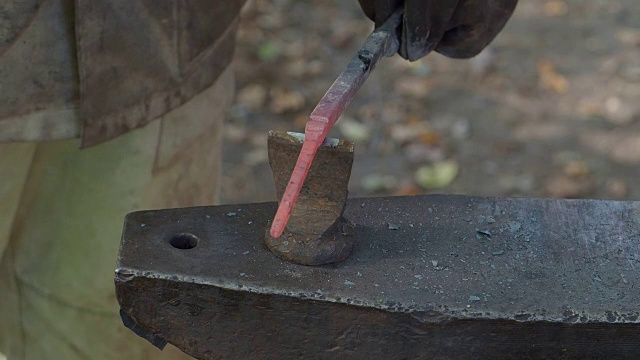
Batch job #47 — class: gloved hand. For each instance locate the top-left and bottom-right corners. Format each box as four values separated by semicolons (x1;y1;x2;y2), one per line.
357;0;518;60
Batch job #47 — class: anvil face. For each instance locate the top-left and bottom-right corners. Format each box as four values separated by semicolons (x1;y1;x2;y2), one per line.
115;195;640;359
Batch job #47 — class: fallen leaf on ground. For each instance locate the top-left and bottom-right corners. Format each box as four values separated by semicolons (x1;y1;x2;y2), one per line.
338;117;371;143
513;122;569;141
537;59;569;94
620;65;640;82
404;143;446;164
609;136;640;164
415;160;459;189
389;124;420;143
244;148;268;166
394;77;434;98
361;174;397;193
408;60;432;76
330;24;357;48
293;113;308;129
563;160;590;179
493;141;520;156
581;131;640;164
450;118;471;140
543;0;568;17
357;104;380;121
237;84;267;110
615;28;640;47
393;183;422;196
256;41;281;62
605;178;628;199
256;13;285;30
544;175;595;198
419;132;439;145
269;88;305;114
577;99;602;117
285;59;307;77
223;124;247;143
388;122;437;144
380;102;409;124
497;174;536;194
604;96;636;125
469;48;495;75
306;60;325;76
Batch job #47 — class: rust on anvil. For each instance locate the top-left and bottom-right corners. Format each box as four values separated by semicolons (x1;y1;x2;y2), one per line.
265;130;355;265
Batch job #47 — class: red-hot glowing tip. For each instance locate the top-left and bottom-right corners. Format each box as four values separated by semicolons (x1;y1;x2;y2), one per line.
269;133;322;238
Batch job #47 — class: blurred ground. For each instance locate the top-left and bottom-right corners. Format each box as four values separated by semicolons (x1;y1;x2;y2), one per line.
221;0;640;205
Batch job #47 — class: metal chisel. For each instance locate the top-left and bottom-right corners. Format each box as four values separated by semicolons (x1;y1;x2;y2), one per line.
269;9;403;238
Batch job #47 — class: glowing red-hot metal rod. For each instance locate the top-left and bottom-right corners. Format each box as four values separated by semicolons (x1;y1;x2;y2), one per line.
270;10;403;238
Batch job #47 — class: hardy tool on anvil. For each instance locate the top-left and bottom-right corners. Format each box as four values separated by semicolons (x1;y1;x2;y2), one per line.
265;10;403;265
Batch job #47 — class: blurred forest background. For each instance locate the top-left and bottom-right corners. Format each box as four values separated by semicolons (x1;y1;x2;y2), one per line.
221;0;640;204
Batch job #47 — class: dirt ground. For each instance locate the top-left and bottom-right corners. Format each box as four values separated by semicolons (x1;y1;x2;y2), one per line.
221;0;640;205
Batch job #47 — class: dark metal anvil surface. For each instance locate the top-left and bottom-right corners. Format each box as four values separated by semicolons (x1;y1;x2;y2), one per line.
115;195;640;359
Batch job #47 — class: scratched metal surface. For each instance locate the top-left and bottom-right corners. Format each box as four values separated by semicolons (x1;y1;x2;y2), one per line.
117;195;640;323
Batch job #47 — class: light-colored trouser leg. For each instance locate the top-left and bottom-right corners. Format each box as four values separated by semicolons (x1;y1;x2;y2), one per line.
0;67;233;360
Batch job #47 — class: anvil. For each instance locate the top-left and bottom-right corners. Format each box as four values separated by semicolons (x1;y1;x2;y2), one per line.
115;195;640;359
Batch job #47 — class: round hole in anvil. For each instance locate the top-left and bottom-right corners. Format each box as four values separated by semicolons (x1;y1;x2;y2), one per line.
169;233;199;250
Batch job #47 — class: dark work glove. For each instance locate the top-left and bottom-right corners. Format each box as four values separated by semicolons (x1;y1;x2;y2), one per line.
357;0;518;60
